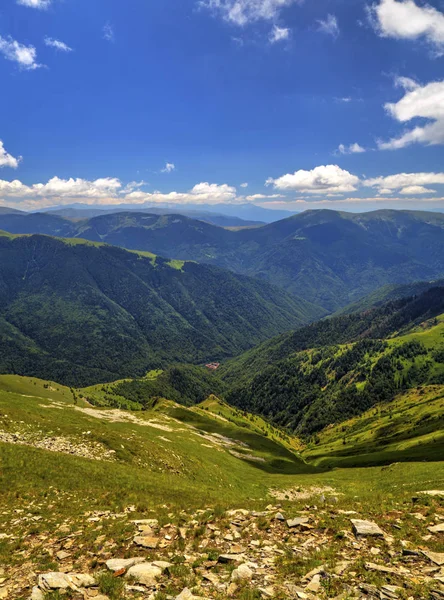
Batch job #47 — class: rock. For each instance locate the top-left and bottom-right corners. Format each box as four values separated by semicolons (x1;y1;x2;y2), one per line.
380;585;401;599
30;587;44;600
56;550;71;561
176;590;194;600
306;574;321;593
38;573;72;590
418;490;444;497
133;535;159;549
275;512;285;521
218;554;244;563
286;584;309;599
351;519;384;537
422;551;444;566
152;560;172;570
287;517;309;528
429;523;444;534
106;557;145;572
126;563;162;586
231;563;253;582
69;573;96;588
365;562;400;575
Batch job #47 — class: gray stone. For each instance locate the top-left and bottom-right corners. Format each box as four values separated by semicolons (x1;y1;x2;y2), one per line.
287;517;309;528
126;562;162;586
38;573;72;591
30;587;44;600
106;557;145;572
429;523;444;534
275;512;285;521
69;574;96;588
422;550;444;566
231;563;253;582
351;519;384;537
133;535;159;549
218;554;244;563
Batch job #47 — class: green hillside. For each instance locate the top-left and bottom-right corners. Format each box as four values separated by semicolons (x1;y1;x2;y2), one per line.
2;209;444;310
0;233;323;387
222;289;444;436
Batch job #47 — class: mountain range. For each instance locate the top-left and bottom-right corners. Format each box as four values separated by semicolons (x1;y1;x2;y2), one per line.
1;209;444;310
0;232;321;386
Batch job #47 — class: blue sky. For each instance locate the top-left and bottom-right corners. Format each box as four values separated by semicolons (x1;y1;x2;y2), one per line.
0;0;444;211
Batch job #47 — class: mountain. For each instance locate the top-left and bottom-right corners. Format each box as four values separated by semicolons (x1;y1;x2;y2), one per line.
336;278;444;315
45;206;265;228
0;232;323;386
43;202;296;223
221;287;444;435
1;209;444;311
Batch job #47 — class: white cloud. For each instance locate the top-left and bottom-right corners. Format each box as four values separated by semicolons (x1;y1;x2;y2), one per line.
266;164;360;194
0;178;240;209
0;142;21;169
399;185;436;194
240;182;248;188
44;37;73;52
337;143;366;155
17;0;51;9
246;193;284;199
370;0;444;54
317;14;339;38
200;0;300;27
364;171;444;194
0;36;42;70
378;80;444;149
161;162;176;173
269;25;290;43
103;23;115;42
394;75;419;91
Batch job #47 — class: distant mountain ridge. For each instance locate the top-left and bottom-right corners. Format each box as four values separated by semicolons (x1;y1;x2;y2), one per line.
1;209;444;310
0;232;323;386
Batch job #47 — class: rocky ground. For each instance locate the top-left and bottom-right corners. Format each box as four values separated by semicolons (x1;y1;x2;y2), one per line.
1;491;443;600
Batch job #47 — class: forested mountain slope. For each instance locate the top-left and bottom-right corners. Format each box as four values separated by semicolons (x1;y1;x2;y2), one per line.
1;209;444;310
221;287;444;435
0;233;322;386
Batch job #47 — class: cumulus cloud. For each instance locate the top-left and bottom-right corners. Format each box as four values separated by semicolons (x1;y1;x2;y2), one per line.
245;193;284;200
17;0;51;8
378;80;444;149
0;178;240;209
266;164;360;194
200;0;300;27
240;182;249;188
370;0;444;54
0;36;42;70
44;37;73;52
0;142;21;169
364;171;444;194
317;14;340;38
337;143;366;155
399;185;436;194
269;25;290;43
161;162;176;173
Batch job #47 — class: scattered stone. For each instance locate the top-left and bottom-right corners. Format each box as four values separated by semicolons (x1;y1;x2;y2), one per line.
38;573;72;591
231;563;253;582
275;512;285;521
133;535;159;549
105;557;145;572
287;517;309;528
351;519;384;537
422;551;444;566
126;562;162;586
30;587;44;600
306;574;321;593
218;553;244;563
429;523;444;534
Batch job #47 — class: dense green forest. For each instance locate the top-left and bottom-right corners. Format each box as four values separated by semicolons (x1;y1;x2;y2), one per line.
0;233;322;386
221;287;444;435
1;209;444;310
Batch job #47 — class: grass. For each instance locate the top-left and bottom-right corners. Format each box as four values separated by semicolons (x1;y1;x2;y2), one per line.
305;385;444;467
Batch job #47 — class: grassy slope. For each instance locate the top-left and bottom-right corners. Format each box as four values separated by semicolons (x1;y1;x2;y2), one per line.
304;385;444;468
